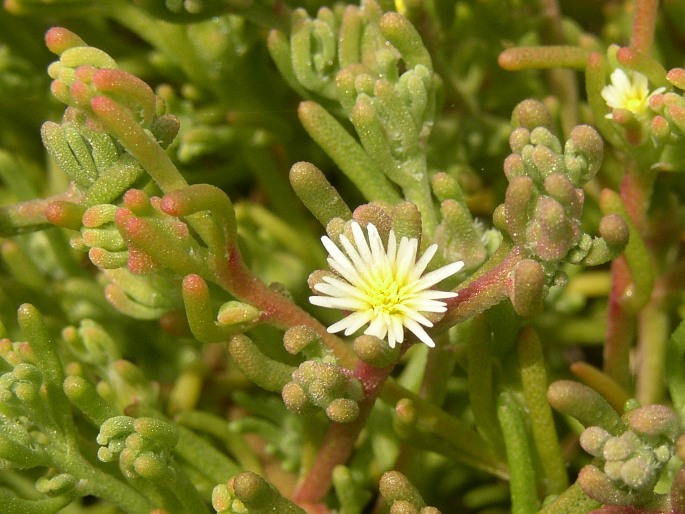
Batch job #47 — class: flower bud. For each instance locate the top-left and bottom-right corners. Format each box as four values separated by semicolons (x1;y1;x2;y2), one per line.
35;473;78;496
353;334;401;367
624;404;680;442
511;99;553;131
326;398;360;423
580;426;611;457
509;259;545;316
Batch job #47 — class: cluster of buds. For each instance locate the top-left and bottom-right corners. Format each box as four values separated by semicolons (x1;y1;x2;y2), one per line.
491;101;628;316
0;307;67;475
44;27;178;146
212;471;305;514
93;359;160;414
41;28;180;197
61;320;161;421
53;189;188;320
282;360;364;423
645;68;685;150
379;471;442;514
0;366;50;468
579;405;680;506
97;416;178;481
0;305;133;510
549;380;682;507
61;319;120;370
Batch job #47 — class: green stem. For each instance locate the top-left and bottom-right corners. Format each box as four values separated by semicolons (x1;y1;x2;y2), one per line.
420;331;458;405
466;316;502;451
169;466;211;514
497;391;539;514
498;46;590;71
243;147;312;229
174;410;263;474
90;96;188;193
381;379;508;479
666;320;685;418
0;190;79;237
398;157;438;239
635;279;669;405
17;304;77;442
0;490;74;514
175;425;242;484
61;454;155;513
518;327;568;495
600;163;655;390
536;482;600;514
298;101;402;205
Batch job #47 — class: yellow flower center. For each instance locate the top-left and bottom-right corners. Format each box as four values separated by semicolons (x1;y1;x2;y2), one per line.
625;96;645;113
366;276;404;314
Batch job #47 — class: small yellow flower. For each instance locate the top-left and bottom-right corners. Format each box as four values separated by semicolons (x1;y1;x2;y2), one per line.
601;68;664;118
309;221;464;348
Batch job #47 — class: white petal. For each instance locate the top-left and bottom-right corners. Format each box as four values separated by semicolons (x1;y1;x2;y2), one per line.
310;221;462;349
611;69;631;90
351;222;373;263
410;243;438;280
387;316;405;347
385;230;397;262
403;318;436;347
405;298;448;313
309;294;365;311
326;316;350;334
339;233;368;276
395;237;418;281
322;237;364;285
415;290;458;300
414;260;464;289
632;71;648;92
365;315;389;340
395;304;434;326
317;277;368;300
342;310;375;335
327;310;372;335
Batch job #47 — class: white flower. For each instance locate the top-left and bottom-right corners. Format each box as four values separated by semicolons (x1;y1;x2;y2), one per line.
601;68;664;118
309;221;464;348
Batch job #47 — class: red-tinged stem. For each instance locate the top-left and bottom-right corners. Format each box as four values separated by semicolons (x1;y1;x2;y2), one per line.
619;163;653;233
1;188;82;236
293;360;395;507
213;244;356;368
635;277;669;405
602;161;655;389
603;255;635;391
440;245;524;327
630;0;660;55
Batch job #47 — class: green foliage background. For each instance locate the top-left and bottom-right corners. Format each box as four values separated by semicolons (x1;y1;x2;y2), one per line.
1;1;685;513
